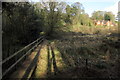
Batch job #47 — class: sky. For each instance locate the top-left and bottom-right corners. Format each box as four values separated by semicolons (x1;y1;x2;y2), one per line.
17;0;119;17
3;0;118;17
65;0;119;17
82;1;119;17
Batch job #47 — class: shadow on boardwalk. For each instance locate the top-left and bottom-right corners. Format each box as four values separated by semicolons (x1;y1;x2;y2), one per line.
47;43;59;77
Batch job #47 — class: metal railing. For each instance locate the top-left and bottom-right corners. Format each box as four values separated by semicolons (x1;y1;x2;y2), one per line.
1;36;45;78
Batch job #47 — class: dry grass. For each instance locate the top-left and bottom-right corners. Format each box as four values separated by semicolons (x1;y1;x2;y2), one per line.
34;41;66;78
52;28;119;78
71;24;119;35
34;25;119;78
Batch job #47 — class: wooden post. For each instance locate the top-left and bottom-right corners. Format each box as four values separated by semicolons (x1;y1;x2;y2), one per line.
86;59;88;69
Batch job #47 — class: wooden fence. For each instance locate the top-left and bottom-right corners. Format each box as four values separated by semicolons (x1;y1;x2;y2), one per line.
1;36;45;78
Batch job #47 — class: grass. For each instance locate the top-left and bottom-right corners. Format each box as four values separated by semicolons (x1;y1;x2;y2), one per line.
33;24;120;78
70;24;119;35
34;41;67;78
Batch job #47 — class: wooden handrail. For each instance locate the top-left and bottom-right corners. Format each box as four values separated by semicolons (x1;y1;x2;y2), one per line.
1;36;44;64
2;38;44;77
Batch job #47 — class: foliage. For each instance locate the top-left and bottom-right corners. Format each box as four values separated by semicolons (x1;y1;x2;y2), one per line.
2;2;42;59
91;11;115;22
104;12;115;22
91;11;104;20
2;1;117;60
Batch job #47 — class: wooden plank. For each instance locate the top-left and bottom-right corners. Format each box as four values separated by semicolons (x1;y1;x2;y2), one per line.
9;44;42;78
2;38;44;78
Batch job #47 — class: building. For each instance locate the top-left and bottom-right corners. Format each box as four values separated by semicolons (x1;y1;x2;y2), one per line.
94;20;116;26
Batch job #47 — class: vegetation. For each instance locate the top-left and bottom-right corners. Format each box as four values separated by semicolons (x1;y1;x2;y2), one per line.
104;12;115;22
2;1;119;78
92;11;115;22
2;2;42;59
92;11;104;20
2;1;94;59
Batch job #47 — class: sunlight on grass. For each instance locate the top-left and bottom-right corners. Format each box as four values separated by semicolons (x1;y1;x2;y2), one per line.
70;23;118;35
34;41;67;78
53;48;67;71
34;24;119;78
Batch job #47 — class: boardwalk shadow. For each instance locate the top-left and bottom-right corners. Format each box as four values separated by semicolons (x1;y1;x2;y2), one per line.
47;43;59;77
47;44;52;76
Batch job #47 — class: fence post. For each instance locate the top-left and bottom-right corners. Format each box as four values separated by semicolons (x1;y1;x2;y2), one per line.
86;59;88;69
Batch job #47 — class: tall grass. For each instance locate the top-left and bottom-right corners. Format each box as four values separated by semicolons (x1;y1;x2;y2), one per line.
70;23;118;35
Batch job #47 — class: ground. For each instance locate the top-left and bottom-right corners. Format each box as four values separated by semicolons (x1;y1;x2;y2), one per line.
32;26;120;78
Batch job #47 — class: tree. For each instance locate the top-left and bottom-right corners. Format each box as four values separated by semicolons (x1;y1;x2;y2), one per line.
91;11;104;20
65;5;72;23
34;1;68;36
104;12;115;22
2;2;42;59
65;2;85;25
92;11;115;22
79;13;92;26
71;2;84;15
